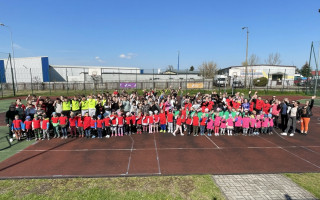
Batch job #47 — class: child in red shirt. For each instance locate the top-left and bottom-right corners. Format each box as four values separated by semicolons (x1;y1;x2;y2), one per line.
59;113;68;139
110;111;118;137
125;112;132;135
69;112;78;138
136;112;142;134
103;114;111;138
24;116;33;141
41;114;50;140
51;112;60;138
96;115;104;138
77;113;84;138
12;115;24;141
142;112;149;133
117;113;124;136
154;110;159;133
167;109;174;133
32;114;41;140
192;112;199;136
148;111;154;133
83;112;91;138
159;110;167;133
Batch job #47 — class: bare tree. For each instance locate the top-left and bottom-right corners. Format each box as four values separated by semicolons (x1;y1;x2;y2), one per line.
248;54;260;66
166;65;174;72
198;61;217;79
265;53;281;65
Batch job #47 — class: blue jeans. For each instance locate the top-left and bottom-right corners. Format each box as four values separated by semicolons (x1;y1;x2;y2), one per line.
200;125;205;135
61;127;67;137
85;128;91;138
97;128;102;138
161;124;166;131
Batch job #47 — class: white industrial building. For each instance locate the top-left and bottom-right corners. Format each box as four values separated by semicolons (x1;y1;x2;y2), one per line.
219;65;296;86
0;56;201;83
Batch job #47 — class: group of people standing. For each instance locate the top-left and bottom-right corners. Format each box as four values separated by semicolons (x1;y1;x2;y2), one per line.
5;88;316;142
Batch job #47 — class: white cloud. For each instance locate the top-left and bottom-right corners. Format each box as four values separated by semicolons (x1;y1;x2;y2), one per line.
13;43;23;50
95;56;104;63
119;53;137;59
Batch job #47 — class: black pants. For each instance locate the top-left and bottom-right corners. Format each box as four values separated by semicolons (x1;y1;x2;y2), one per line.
281;114;288;132
272;115;279;128
235;126;242;134
105;127;111;136
186;124;192;135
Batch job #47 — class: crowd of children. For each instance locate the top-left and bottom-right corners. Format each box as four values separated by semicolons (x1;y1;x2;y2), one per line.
5;89;315;141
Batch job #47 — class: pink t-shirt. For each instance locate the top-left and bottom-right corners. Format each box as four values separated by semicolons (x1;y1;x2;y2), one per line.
242;117;250;128
226;118;234;127
234;116;242;127
220;119;227;128
250;118;256;128
262;118;269;128
255;118;262;128
207;119;214;129
269;118;274;127
214;116;221;127
271;104;280;116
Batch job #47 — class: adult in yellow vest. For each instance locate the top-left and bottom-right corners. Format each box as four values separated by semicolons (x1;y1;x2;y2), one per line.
88;95;97;117
71;96;81;115
80;96;89;116
61;96;71;117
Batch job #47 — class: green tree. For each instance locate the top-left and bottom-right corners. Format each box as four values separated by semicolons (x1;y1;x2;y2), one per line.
300;62;312;77
189;66;194;71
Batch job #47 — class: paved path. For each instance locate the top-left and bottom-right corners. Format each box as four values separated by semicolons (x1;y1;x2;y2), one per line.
213;174;317;200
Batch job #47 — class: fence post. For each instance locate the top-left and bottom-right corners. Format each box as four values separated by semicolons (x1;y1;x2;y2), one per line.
9;54;16;96
282;69;286;92
66;68;69;95
30;68;34;95
49;67;51;95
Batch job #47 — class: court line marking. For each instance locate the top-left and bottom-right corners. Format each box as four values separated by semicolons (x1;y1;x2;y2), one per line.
4;145;320;153
125;135;135;175
205;134;220;149
153;134;161;174
273;128;320;156
258;135;320;169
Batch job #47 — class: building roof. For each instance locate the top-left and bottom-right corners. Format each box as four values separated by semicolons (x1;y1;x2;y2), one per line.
50;65;140;70
161;69;200;75
311;71;320;76
221;65;296;70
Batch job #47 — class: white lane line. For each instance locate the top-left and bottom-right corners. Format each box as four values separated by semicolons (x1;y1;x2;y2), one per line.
125;135;135;175
258;135;320;169
205;135;220;149
273;128;320;156
153;134;161;174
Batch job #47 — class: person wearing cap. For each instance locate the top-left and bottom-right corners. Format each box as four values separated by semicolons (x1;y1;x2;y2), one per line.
267;114;274;135
261;114;269;135
5;105;19;140
24;116;33;141
148;111;154;134
153;110;159;133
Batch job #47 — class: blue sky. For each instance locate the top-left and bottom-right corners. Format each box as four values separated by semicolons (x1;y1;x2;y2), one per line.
0;0;319;70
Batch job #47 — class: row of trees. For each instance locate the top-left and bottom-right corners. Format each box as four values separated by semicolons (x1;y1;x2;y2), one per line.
166;53;315;79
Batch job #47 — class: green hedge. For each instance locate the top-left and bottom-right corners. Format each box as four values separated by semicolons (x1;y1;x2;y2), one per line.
253;77;268;87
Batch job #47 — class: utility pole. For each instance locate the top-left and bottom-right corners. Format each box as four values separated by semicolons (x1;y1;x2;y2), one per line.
242;27;249;87
177;51;180;72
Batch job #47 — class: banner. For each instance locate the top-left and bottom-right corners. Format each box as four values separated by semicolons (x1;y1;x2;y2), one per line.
187;82;203;89
120;82;137;88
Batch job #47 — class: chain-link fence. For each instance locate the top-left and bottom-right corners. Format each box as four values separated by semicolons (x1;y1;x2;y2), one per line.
1;53;320;97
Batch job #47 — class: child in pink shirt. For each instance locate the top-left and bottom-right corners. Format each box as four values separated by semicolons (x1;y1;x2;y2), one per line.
206;116;214;136
214;113;221;136
242;114;251;136
234;113;242;136
254;115;262;135
249;115;256;136
261;114;269;135
220;116;227;135
226;114;234;136
268;114;274;135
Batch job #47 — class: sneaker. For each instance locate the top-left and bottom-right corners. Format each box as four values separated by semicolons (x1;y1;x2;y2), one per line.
164;130;166;133
172;132;176;136
281;132;287;136
180;133;184;136
106;135;110;138
289;133;294;137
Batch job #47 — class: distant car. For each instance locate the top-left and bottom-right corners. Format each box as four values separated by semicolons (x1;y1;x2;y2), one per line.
232;81;244;88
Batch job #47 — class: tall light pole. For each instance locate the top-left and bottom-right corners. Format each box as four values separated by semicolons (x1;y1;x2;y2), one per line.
242;27;249;87
177;50;180;72
0;23;17;90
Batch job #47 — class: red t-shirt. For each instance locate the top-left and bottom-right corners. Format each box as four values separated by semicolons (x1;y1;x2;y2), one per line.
69;117;77;127
131;115;136;124
186;118;192;125
192;116;199;126
159;113;166;125
13;119;22;129
24;120;32;130
41;119;49;130
104;117;110;126
83;116;91;130
77;116;83;127
176;117;182;126
125;116;131;125
32;119;41;129
256;99;264;110
136;115;142;125
263;103;271;114
51;117;59;124
148;116;154;123
111;115;117;125
154;114;159;123
200;117;207;126
167;113;173;123
97;119;104;128
59;116;68;125
118;116;124;125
